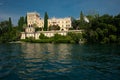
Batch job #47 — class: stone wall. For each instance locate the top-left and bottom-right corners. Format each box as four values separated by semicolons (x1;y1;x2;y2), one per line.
21;30;83;40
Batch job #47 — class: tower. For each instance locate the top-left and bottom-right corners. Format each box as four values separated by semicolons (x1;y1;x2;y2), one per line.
27;12;42;27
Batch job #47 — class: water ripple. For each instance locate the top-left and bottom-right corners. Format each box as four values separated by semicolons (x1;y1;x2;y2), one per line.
0;43;120;80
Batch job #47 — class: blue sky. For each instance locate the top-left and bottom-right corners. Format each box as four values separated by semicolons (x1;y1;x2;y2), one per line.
0;0;120;25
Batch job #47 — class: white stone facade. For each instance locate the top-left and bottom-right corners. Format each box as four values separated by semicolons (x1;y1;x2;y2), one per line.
27;12;44;28
21;26;83;40
27;12;72;31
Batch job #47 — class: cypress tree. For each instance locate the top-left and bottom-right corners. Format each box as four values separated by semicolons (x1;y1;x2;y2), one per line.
79;11;85;29
44;12;48;31
24;15;27;25
18;16;24;31
80;11;84;22
8;17;12;31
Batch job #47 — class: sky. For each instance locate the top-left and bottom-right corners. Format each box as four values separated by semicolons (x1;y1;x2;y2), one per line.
0;0;120;25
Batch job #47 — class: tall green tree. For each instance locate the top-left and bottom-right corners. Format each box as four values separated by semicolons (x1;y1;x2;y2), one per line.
80;11;84;26
24;15;27;25
79;11;88;29
18;16;25;31
0;21;9;34
8;17;12;31
0;20;20;43
80;11;84;21
72;19;80;29
44;12;48;31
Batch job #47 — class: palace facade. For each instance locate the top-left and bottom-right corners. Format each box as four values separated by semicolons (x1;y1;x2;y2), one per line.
27;12;72;31
21;12;83;40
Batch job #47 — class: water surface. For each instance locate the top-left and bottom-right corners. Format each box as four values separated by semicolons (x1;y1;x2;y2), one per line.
0;43;120;80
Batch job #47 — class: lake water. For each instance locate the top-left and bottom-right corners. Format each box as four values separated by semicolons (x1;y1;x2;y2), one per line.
0;43;120;80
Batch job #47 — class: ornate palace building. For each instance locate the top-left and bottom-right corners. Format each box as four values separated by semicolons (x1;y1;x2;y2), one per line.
27;12;72;31
21;12;84;40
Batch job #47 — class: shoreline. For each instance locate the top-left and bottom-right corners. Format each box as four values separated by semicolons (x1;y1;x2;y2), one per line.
9;41;24;43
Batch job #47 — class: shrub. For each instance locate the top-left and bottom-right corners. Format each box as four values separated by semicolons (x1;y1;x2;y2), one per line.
39;33;48;39
49;25;60;31
101;37;110;44
109;35;117;42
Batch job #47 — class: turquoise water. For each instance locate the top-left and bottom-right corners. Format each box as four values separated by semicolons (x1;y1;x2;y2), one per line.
0;43;120;80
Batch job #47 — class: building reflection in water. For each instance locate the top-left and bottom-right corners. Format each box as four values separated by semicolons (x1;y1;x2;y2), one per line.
21;43;72;61
18;43;72;79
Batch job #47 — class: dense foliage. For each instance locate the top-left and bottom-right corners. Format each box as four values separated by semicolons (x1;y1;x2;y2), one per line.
49;25;60;31
0;19;20;43
72;13;120;44
18;16;27;31
85;14;120;44
35;27;42;31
